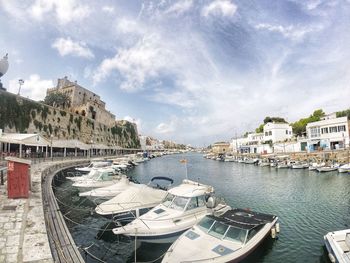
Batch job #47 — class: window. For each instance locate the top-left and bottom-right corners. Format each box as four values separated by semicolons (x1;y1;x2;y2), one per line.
269;131;272;136
208;221;229;239
224;226;247;244
338;125;346;132
329;126;337;133
186;196;206;210
198;217;215;232
169;196;190;211
247;225;264;242
162;193;175;207
289;131;292;135
286;130;288;135
310;127;320;138
321;127;328;134
265;132;268;136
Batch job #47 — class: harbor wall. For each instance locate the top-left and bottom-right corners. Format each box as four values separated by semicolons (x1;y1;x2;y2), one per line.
0;90;140;148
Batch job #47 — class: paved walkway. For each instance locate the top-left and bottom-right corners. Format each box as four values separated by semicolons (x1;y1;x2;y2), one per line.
0;162;54;263
0;159;90;263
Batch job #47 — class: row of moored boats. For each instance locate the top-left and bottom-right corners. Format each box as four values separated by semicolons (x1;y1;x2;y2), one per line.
67;158;281;262
204;154;350;173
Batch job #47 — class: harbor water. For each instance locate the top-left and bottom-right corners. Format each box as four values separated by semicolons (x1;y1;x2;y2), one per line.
54;153;350;263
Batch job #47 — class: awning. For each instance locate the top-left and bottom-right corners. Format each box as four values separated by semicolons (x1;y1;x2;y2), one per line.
0;133;49;146
52;139;90;150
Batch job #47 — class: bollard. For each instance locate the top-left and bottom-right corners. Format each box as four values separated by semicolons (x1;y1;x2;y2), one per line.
1;170;3;185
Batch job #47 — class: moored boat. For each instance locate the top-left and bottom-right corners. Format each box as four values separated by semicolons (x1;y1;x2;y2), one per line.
338;163;350;173
162;207;279;263
291;162;309;169
112;179;222;243
324;229;350;263
95;177;173;225
317;164;339;173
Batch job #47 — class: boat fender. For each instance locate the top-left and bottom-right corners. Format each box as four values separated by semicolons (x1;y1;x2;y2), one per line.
328;253;336;263
271;228;276;239
275;223;280;233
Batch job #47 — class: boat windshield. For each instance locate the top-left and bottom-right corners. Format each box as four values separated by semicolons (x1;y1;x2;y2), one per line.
198;217;248;244
162;193;175;207
198;217;215;232
169;196;190;211
99;171;114;181
224;226;248;244
185;196;206;210
208;221;229;239
162;193;190;211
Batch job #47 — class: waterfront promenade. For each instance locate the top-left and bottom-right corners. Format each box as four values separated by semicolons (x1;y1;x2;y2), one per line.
0;158;91;263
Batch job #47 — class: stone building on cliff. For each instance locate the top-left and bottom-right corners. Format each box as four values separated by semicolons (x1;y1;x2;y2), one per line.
46;77;116;127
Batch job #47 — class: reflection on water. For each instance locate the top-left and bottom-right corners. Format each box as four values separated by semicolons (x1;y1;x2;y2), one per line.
54;153;350;263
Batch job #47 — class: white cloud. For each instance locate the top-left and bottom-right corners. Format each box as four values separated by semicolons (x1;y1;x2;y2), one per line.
93;34;173;91
164;0;193;15
29;0;90;25
8;74;53;101
52;37;94;59
101;5;115;14
255;23;323;42
201;0;237;17
155;121;176;134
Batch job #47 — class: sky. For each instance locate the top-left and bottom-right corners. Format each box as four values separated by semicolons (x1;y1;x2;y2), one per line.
0;0;350;147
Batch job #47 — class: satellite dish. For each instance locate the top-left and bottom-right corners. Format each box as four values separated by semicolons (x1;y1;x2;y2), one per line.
0;54;9;78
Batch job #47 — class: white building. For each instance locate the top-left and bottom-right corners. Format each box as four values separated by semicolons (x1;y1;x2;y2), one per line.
263;122;293;143
231;133;273;154
306;116;349;151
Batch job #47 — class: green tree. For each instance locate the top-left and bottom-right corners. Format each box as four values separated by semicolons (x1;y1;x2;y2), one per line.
291;109;325;136
44;92;71;109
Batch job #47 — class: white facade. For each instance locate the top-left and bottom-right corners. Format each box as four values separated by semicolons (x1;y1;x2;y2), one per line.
231;135;272;154
263;122;293;143
306;116;349;151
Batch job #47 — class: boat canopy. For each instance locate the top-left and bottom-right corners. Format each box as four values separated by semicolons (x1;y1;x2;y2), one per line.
168;179;214;198
96;184;167;213
208;208;276;230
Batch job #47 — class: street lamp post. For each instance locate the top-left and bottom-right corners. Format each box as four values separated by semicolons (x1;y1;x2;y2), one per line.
50;135;53;161
18;79;24;95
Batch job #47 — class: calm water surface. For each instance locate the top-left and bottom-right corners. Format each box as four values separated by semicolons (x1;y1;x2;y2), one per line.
54;153;350;263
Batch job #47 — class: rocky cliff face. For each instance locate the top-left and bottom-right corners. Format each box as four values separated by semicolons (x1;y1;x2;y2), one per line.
0;91;140;148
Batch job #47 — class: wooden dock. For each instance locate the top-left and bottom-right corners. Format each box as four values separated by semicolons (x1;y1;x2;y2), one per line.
41;163;87;263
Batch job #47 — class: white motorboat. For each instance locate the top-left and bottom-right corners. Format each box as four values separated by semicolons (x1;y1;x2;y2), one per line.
258;159;270;167
78;175;139;204
162;208;279;263
276;162;289;169
112;179;222;243
244;158;258;165
95;177;173;225
308;162;325;171
66;168;100;182
75;161;112;173
72;168;122;190
317;164;339;173
291;162;309;169
324;229;350;263
338;163;350;173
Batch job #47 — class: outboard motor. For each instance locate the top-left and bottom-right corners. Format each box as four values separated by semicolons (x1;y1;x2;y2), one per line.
206;196;215;208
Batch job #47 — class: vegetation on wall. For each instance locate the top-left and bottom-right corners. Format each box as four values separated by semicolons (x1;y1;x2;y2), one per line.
0;91;140;148
44;92;71;108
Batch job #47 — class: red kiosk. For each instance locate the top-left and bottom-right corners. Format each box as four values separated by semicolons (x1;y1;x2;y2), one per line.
5;157;31;199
